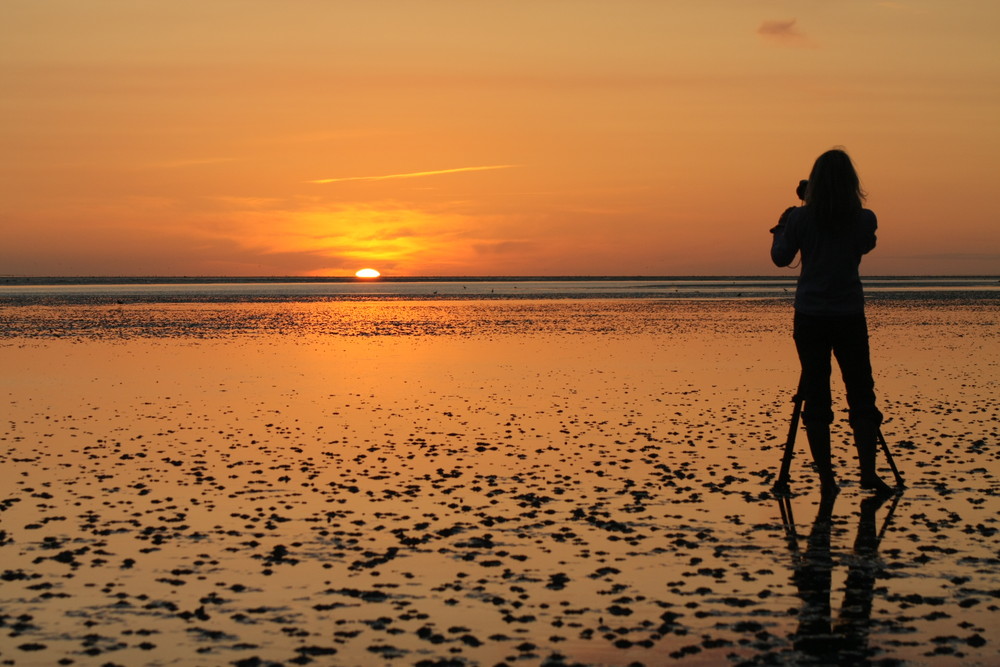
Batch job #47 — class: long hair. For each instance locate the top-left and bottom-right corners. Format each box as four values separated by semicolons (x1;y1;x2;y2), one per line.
804;149;866;226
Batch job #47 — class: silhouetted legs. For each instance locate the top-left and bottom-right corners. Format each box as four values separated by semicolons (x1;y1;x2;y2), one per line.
836;493;892;661
794;312;889;493
785;491;893;663
804;422;837;492
792;492;837;656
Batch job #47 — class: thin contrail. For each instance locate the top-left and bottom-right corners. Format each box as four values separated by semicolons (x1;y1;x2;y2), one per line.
308;164;517;184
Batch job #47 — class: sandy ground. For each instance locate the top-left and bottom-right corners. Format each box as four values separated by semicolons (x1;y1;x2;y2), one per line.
0;299;997;666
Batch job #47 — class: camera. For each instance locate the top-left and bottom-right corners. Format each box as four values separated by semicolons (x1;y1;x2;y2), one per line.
771;180;810;233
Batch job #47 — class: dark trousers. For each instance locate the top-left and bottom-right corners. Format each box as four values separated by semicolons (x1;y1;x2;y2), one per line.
793;311;882;433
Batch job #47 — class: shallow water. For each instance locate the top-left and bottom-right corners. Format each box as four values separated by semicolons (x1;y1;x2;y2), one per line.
1;275;998;303
1;300;997;666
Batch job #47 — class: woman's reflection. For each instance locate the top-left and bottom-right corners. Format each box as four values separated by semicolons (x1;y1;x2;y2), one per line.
778;491;898;663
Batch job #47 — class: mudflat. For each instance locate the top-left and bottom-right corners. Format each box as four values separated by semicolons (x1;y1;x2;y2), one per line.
1;299;997;666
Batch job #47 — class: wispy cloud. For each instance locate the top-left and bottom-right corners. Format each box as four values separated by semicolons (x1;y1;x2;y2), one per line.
758;19;813;47
308;165;517;184
473;240;536;255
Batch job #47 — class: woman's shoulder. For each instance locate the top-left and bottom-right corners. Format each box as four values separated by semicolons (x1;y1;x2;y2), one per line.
785;205;809;223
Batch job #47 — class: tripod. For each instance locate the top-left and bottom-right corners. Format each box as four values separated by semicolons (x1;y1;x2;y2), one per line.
772;374;904;495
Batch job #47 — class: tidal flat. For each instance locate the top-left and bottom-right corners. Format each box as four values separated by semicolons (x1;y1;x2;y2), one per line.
1;299;997;666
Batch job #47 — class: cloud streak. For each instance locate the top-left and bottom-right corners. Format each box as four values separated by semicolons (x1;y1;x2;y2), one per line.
309;165;518;184
758;19;812;47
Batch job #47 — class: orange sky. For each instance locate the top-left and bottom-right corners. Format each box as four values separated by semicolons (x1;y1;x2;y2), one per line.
2;1;998;276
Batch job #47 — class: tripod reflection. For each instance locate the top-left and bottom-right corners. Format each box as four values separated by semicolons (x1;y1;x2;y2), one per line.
776;492;901;663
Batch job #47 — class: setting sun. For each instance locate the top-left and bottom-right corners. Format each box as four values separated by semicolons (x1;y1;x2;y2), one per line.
355;268;381;278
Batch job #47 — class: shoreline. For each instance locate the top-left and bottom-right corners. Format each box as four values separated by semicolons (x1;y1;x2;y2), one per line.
3;274;998;284
2;298;998;342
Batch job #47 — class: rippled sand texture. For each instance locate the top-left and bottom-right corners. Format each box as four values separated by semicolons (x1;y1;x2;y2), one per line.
1;300;997;666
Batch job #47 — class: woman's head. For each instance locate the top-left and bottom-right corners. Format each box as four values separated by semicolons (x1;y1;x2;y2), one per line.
805;148;866;224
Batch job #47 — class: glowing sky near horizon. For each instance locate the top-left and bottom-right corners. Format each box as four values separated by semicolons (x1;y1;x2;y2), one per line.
2;1;998;276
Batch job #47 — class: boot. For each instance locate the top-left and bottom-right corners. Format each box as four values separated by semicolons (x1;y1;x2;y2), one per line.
854;428;893;495
805;423;838;493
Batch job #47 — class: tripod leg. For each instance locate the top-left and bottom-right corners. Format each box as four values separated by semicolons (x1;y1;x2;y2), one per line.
773;386;804;495
777;494;799;551
876;429;905;488
875;492;902;548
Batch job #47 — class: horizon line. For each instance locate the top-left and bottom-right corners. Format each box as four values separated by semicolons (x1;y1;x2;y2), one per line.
2;274;997;284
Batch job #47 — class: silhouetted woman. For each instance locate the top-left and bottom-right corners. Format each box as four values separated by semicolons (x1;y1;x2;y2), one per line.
770;149;891;494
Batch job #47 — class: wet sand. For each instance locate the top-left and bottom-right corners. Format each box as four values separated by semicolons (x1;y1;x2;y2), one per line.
1;300;997;666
